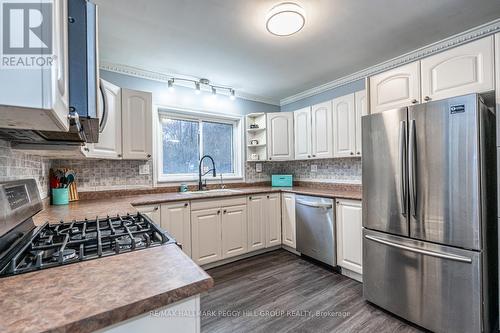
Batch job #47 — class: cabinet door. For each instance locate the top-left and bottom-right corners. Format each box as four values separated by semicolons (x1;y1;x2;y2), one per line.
333;94;356;157
266;193;282;247
421;36;494;103
247;195;266;251
121;89;152;160
354;90;367;156
221;205;248;259
281;193;296;249
311;101;333;159
267;112;294;161
87;79;122;159
161;202;192;257
293;107;312;160
135;204;161;226
369;61;420;114
191;208;222;265
336;199;363;274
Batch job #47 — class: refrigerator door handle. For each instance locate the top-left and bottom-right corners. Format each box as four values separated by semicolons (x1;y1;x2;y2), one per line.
408;119;417;217
399;121;407;215
364;235;472;263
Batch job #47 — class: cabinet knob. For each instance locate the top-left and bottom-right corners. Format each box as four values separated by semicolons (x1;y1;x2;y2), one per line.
117;154;122;158
267;195;270;199
350;152;354;155
249;196;252;200
312;154;316;157
223;210;227;214
307;155;311;158
84;147;90;152
184;203;188;207
269;157;272;160
146;154;152;158
424;96;431;102
411;99;418;104
217;210;221;215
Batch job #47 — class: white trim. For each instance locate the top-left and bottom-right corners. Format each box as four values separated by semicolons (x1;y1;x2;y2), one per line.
154;105;244;184
100;61;280;106
280;18;500;106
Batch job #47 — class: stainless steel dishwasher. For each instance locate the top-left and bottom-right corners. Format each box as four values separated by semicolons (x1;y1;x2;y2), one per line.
295;195;336;266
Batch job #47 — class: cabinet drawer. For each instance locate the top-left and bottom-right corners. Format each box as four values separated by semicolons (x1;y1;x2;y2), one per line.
190;196;247;211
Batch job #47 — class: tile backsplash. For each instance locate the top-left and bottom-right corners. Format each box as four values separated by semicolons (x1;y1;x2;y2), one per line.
246;158;362;184
52;159;153;192
0;139;51;199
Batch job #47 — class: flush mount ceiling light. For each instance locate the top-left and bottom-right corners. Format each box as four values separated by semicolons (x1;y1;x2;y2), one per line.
266;2;305;36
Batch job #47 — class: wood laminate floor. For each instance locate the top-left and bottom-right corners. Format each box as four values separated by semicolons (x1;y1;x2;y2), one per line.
200;250;426;333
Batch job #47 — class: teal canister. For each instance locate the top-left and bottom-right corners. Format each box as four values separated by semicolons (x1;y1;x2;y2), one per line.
52;188;69;205
179;184;189;192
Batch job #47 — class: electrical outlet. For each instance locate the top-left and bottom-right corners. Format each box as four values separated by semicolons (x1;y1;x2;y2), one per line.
311;164;318;172
256;163;262;173
139;163;150;175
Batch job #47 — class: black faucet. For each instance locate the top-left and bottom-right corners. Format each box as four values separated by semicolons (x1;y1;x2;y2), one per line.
198;155;216;190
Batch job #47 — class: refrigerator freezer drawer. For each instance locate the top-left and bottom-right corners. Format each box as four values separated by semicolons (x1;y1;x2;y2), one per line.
363;229;483;333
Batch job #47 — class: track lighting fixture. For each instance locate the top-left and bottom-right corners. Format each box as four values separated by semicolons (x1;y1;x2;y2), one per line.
165;76;236;100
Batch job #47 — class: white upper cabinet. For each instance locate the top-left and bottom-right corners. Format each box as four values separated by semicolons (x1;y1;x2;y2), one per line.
333;93;356;157
121;89;153;160
267;112;294;161
87;79;122;159
311;101;333;159
354;90;367;156
293;107;312;160
0;0;69;132
369;61;421;114
420;36;494;103
161;202;192;257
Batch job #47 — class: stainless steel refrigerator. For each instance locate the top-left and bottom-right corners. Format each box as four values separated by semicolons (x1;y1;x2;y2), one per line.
362;93;498;333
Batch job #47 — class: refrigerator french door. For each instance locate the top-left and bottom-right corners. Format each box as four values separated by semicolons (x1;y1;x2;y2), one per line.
362;94;497;333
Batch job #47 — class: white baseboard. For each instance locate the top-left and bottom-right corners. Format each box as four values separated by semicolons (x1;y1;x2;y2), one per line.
340;267;363;283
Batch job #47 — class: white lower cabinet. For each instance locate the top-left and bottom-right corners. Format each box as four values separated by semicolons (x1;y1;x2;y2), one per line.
191;207;223;265
247;195;267;251
266;194;282;247
135;204;161;226
161;202;192;257
336;199;363;275
281;193;296;249
221;205;248;259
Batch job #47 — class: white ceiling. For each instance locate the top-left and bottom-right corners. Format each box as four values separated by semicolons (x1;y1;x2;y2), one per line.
95;0;500;105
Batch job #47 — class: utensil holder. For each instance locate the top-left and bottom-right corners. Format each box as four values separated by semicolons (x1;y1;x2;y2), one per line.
52;188;69;205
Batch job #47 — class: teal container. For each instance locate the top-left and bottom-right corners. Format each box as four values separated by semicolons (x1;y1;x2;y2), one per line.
52;188;69;205
271;175;293;187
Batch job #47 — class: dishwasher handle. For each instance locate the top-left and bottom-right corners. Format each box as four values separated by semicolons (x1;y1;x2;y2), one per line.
296;200;333;209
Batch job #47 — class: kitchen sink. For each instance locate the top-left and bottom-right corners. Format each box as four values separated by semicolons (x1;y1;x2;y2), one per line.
185;189;242;195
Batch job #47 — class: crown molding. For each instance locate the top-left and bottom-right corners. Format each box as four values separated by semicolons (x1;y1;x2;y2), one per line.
280;18;500;106
99;62;280;106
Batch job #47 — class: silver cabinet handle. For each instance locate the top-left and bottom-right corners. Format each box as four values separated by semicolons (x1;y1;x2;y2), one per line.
365;235;472;263
296;200;332;209
408;119;417;217
398;120;407;215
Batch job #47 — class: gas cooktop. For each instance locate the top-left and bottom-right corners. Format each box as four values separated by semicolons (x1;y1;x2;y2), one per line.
0;180;175;277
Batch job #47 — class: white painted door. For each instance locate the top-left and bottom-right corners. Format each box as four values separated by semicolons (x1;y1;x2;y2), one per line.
247;195;266;252
369;61;421;114
191;208;222;265
311;101;333;159
266;193;282;247
281;193;296;249
135;204;161;226
421;36;494;103
293;107;312;160
87;79;122;159
354;90;367;156
221;205;248;259
161;202;192;257
267;112;294;161
333;93;356;157
121;89;153;160
336;199;363;274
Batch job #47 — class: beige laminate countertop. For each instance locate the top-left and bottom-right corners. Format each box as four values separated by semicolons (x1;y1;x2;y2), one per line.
1;185;361;333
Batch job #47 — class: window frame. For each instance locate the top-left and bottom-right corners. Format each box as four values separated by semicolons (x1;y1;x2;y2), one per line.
156;107;244;183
